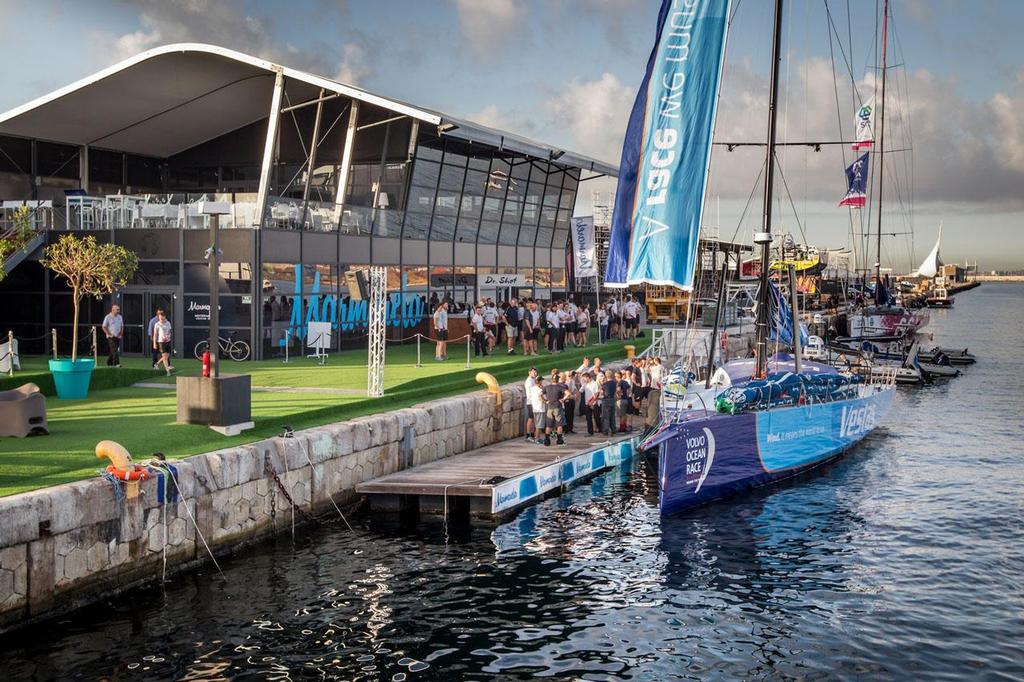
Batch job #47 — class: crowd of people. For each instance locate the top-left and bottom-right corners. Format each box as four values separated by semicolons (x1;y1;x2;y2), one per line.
522;355;664;446
430;294;646;360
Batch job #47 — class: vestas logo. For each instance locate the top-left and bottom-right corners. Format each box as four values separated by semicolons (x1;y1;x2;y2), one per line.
840;404;877;438
684;427;716;493
857;103;873;121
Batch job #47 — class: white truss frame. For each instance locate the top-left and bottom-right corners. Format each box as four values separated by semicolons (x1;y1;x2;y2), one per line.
366;266;387;397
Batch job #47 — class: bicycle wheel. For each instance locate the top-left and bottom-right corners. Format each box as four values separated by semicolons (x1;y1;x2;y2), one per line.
194;339;210;360
229;340;250;361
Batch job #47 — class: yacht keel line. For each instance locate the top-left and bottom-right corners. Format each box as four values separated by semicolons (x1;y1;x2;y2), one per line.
604;0;731;290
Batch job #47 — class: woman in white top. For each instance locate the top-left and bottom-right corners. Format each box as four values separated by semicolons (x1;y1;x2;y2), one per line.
597;304;609;344
432;302;449;361
575;305;590;347
152;309;174;375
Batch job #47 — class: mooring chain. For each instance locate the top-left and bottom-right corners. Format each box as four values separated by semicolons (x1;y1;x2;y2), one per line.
263;453;316;524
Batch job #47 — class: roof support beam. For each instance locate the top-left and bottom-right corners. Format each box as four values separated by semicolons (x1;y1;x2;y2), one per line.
300;88;325;228
357;114;406;132
279;91;343;114
255;71;285;229
333;100;360;226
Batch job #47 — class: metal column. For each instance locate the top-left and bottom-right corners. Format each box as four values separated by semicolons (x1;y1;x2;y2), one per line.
255;71;286;229
299;88;325;229
333;101;360;227
367;266;387;397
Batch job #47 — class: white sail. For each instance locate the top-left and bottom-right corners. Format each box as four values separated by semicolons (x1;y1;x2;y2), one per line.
916;226;942;278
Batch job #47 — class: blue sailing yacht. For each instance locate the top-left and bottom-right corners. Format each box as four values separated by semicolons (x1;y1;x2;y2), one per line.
606;0;896;515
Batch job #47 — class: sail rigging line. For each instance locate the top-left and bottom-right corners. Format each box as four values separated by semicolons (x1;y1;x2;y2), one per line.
874;0;890;285
726;157;767;247
773;152;809;248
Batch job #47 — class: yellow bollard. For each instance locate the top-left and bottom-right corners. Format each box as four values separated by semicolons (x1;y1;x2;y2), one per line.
96;440;143;499
475;371;501;406
625;344;636;359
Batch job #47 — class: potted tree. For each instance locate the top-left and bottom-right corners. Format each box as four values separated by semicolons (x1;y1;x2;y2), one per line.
42;234;138;399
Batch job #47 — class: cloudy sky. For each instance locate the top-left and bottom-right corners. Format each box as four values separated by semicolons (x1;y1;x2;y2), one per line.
1;0;1021;270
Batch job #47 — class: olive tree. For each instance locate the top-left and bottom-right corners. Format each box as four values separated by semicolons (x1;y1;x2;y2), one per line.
42;234;138;361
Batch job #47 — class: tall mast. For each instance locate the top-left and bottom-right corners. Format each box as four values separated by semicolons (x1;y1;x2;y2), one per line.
753;0;785;379
874;0;889;291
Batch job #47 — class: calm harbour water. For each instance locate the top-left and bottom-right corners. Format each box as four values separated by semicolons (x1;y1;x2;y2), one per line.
2;284;1022;680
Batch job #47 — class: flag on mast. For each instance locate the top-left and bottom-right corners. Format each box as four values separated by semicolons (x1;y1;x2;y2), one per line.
852;97;875;150
603;0;732;290
838;153;870;208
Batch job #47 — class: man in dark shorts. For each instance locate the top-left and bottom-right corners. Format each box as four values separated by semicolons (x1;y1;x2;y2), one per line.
542;375;568;447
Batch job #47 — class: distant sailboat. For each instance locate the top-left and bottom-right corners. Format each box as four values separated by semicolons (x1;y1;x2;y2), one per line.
916;226;943;279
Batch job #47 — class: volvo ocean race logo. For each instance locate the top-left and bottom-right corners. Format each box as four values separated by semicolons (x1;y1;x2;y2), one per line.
684;427;716;493
840;404;877;438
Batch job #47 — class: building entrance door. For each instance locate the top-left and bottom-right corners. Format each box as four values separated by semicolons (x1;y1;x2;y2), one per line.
119;289;178;356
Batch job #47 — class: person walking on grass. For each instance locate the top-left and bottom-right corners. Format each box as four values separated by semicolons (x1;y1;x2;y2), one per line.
152;308;174;376
597;304;609;345
471;305;487;357
503;298;519;355
432;301;449;361
576;304;590;347
524;301;540;356
147;310;161;367
101;304;123;367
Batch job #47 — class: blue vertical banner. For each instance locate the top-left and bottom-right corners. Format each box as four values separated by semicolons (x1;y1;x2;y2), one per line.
605;0;732;290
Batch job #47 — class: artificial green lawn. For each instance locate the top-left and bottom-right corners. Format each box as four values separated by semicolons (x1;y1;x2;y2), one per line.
0;334;649;497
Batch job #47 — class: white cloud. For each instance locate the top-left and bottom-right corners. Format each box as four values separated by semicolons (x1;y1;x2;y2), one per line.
334;43;370;85
453;0;526;58
545;71;633;162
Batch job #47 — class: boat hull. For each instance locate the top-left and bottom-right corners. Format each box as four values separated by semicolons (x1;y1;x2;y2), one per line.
658;387;895;515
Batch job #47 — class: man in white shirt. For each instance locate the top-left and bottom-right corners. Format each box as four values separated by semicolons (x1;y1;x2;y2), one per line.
556;303;570;351
101;304;123;367
471;306;487;357
544;305;560;353
608;298;620;339
529;376;547;441
482;299;498;350
432;301;449;361
581;372;602;434
524;367;538;442
623;296;641;339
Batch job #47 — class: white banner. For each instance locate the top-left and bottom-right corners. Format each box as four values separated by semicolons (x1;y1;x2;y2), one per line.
570;216;598;278
852;97;875;150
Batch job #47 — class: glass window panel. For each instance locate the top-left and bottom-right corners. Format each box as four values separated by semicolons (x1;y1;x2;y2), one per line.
416;143;443;162
478;220;500;244
550;267;566;287
129;261;179;286
521;200;540;227
555;209;570;229
410;159;439;188
553;228;569;250
510;159;531;180
498;221;519;245
430;214;456;240
404;211;431;239
535;268;551;288
463;169;488;196
407;185;436;213
540;205;557;228
442;149;468;168
482;196;503;222
468;154;491;171
502;196;523;224
559;190;576;210
535;226;553;248
439;163;465;191
434;188;459;216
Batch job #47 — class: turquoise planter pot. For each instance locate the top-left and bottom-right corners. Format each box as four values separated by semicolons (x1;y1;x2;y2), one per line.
49;358;96;399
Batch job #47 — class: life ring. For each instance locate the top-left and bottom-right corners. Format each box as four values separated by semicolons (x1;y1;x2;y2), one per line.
105;464;150;482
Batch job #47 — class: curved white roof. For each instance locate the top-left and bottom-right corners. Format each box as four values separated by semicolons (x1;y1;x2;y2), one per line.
0;43;617;176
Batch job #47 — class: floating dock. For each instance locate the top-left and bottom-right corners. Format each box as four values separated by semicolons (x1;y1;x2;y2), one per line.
357;432;636;518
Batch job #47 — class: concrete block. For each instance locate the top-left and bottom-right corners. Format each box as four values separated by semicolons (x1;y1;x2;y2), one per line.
412;408;432;435
429;404;446;432
395;409;418;430
235;447;261;485
0;489;50;547
352;420;371;452
444;400;465;429
329;424;354;457
380;413;400;445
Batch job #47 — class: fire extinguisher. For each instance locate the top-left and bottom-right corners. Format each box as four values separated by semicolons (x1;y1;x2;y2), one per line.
202;350;211;377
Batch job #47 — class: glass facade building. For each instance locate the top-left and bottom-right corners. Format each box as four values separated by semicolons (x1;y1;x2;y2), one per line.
0;45;613;359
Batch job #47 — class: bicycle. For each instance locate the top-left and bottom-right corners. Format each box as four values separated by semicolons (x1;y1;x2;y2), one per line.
194;331;250;361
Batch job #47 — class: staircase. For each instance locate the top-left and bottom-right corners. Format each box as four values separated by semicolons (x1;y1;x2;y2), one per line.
1;228;45;275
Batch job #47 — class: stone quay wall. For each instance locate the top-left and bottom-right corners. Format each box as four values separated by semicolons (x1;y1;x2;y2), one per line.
0;383;527;632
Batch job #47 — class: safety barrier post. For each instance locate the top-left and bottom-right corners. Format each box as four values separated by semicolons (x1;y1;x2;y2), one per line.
6;330;13;376
91;326;98;364
465;334;471;369
282;330;289;363
51;328;57;359
416;333;422;367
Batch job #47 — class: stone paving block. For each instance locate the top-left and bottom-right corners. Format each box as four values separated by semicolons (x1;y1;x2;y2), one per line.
351;420;371;452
